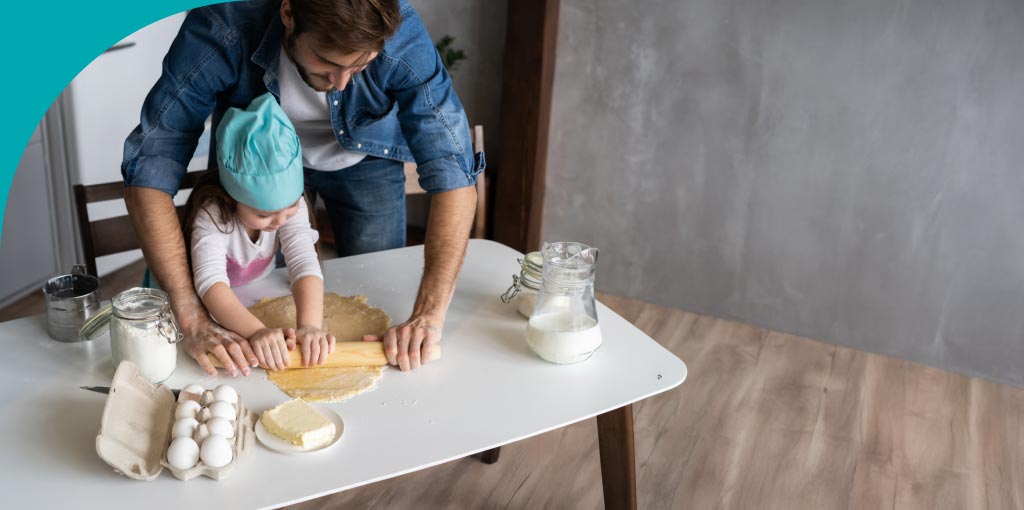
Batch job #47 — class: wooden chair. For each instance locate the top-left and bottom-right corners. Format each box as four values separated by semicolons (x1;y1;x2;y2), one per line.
316;125;488;247
404;125;488;239
73;172;205;277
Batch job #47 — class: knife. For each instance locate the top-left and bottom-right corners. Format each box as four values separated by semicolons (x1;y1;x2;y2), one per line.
81;385;182;398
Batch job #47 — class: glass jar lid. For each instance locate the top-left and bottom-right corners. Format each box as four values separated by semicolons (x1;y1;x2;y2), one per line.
501;251;545;304
520;251;543;285
112;288;171;321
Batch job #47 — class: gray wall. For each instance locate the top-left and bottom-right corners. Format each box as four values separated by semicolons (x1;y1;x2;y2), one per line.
406;0;506;225
543;0;1024;386
410;0;506;142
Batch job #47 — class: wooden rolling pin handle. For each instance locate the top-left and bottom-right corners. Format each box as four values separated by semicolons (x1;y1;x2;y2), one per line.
208;341;442;370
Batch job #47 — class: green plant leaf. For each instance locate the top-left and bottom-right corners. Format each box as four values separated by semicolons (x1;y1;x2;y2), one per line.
435;34;467;74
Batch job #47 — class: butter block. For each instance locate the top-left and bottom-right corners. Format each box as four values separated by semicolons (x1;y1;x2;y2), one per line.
261;399;336;449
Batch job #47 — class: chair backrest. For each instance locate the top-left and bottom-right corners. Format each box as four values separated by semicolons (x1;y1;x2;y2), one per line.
73;172;205;277
403;125;487;238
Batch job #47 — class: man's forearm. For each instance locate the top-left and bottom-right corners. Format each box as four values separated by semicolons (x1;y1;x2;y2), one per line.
414;185;477;319
124;186;207;328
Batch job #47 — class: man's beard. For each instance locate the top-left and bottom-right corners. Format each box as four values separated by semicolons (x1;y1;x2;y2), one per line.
285;32;332;92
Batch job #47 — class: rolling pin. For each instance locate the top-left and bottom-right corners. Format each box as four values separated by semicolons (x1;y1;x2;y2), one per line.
208;341;442;370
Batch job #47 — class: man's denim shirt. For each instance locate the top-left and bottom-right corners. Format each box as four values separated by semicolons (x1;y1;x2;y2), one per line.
122;0;484;197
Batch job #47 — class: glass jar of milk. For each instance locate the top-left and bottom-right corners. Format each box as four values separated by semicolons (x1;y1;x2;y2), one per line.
108;288;182;383
525;242;601;364
500;251;544;318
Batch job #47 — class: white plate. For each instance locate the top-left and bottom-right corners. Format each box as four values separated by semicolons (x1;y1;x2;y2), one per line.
255;407;344;454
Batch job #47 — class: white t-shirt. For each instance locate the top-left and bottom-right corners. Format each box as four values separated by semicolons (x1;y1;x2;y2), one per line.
191;196;322;299
278;47;366;171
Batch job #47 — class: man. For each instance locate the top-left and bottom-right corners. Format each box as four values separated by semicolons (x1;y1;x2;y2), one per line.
121;0;483;376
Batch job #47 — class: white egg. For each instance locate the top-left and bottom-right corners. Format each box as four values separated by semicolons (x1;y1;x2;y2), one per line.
182;383;205;395
179;384;204;403
192;423;211;444
199;435;233;468
206;417;235;439
196;407;213;423
199;390;216;407
171;417;199;439
209;401;236;421
166;437;200;470
213;385;238;405
174;400;201;420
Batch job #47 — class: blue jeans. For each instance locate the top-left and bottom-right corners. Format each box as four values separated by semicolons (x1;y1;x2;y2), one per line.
305;156;407;257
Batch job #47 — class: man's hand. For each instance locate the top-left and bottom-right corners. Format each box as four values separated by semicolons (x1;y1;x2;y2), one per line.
359;185;475;372
363;312;443;371
182;317;259;377
294;326;336;367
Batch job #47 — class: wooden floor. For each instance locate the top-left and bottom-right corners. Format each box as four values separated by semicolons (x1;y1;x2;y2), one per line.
3;265;1023;509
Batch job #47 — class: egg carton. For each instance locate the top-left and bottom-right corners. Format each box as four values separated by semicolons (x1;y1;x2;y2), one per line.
96;360;256;481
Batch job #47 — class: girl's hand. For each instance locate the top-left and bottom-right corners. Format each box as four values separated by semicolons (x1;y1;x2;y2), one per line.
294;326;336;367
250;328;295;371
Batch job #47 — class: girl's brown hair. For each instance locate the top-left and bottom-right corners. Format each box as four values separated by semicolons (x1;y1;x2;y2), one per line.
181;171;319;268
181;171;239;267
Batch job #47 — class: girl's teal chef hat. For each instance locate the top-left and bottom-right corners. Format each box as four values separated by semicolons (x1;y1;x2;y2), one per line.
216;93;303;211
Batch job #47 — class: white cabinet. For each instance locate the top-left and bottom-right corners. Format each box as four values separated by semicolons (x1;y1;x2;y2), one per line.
0;131;60;307
65;13;189;187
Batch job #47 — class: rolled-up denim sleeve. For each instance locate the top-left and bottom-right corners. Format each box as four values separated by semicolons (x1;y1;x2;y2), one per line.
384;8;485;195
121;8;240;196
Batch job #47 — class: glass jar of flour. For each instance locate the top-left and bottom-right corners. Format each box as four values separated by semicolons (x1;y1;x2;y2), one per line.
525;242;601;364
107;288;182;383
500;251;544;318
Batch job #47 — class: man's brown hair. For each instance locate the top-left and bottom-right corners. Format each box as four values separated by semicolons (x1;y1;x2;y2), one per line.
290;0;401;56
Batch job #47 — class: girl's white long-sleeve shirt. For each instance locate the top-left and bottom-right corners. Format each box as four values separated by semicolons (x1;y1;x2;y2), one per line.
191;196;322;299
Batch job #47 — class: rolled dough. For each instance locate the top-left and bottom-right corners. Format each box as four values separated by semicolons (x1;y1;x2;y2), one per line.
249;293;390;402
267;366;384;403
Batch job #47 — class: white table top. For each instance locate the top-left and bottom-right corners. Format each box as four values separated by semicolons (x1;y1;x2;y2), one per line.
0;240;686;509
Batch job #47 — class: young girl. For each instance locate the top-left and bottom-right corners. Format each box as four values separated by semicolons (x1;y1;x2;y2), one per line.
182;93;334;371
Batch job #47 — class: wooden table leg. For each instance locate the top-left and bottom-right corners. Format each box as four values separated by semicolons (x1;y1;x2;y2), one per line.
478;447;501;464
597;404;636;510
